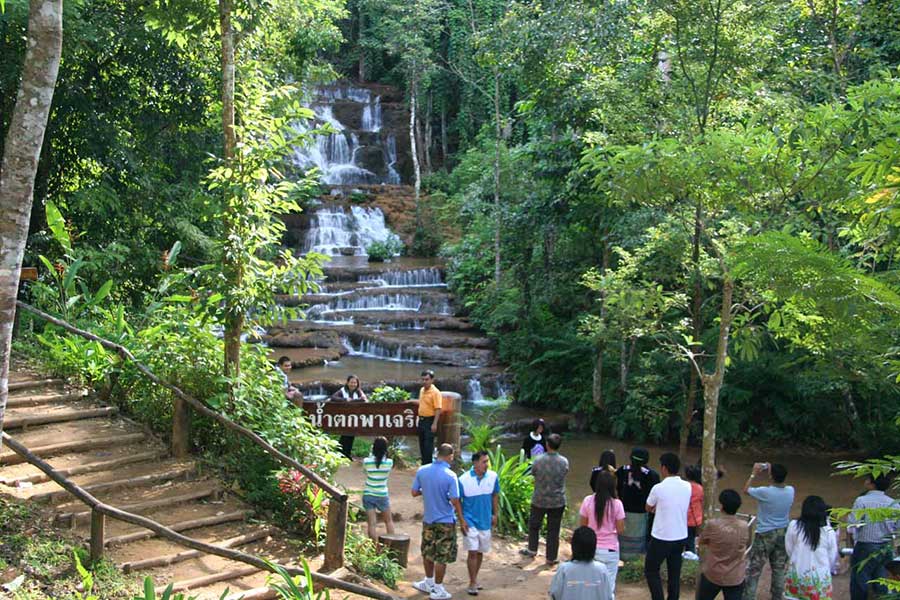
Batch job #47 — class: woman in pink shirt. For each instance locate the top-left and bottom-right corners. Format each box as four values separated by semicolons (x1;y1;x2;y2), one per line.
579;470;625;598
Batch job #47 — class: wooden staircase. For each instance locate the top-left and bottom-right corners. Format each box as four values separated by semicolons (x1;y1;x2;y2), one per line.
0;373;333;599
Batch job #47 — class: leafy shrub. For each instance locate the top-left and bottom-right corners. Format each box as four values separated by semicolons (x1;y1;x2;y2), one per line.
345;530;404;588
365;235;404;262
265;559;330;600
352;437;373;457
487;446;534;535
370;385;411;403
133;578;216;599
276;469;330;548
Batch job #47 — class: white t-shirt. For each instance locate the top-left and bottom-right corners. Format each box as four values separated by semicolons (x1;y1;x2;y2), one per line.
646;476;692;541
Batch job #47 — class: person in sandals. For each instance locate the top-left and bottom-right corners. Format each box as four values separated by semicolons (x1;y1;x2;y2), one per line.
458;450;500;596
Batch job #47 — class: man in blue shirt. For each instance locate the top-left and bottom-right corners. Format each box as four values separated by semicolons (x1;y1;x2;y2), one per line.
458;450;500;596
412;443;468;600
742;462;794;600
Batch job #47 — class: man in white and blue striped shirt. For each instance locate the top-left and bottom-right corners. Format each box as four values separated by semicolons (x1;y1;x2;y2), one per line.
849;473;899;600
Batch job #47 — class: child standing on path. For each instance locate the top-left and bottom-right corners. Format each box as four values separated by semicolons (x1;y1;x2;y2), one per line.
362;436;395;541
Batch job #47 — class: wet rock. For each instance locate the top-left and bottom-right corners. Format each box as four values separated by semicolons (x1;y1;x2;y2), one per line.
264;329;342;348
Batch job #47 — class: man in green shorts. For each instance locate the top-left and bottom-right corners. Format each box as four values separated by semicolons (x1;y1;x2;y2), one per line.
412;443;468;600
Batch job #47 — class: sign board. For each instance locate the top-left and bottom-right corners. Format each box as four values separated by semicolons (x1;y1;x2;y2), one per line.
302;400;422;435
20;267;37;281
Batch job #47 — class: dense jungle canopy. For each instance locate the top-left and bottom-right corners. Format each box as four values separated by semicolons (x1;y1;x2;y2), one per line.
2;0;900;455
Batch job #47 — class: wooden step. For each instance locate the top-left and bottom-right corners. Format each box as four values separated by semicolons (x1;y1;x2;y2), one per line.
105;510;251;547
4;451;164;486
4;406;118;430
6;391;85;408
33;466;198;504
54;485;221;528
171;565;261;592
0;432;146;465
8;378;64;392
224;588;276;600
120;528;274;573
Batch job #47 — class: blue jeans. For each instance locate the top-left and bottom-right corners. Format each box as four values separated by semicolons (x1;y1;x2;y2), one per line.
850;541;891;600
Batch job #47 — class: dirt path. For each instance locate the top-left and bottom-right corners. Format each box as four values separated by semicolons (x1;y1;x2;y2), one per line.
334;460;853;600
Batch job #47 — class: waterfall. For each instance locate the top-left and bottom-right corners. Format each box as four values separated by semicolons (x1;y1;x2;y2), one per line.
291;86;401;186
342;337;425;363
303;205;394;255
359;268;445;287
361;96;382;132
307;293;450;315
467;378;485;403
386;134;401;185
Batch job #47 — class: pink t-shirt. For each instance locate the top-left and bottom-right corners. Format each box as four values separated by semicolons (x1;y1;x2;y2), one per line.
579;494;626;551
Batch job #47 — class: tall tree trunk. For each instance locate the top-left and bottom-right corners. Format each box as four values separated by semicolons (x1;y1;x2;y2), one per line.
0;0;63;437
492;70;502;286
410;72;421;223
440;103;448;169
219;0;241;384
592;240;610;411
680;201;703;457
424;91;433;174
701;276;734;519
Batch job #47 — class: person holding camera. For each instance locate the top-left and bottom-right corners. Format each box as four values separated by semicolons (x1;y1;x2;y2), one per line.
742;462;794;600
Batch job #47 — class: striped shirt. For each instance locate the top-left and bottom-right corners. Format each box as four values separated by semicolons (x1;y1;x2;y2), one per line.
363;456;393;498
849;490;899;544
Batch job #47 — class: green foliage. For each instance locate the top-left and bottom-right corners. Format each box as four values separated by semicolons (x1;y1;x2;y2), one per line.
365;235;404;262
462;398;509;453
487;446;534;536
131;578;215;600
352;437;373;457
265;560;330;600
618;557;700;585
345;530;404;588
276;469;330;548
369;385;411;403
0;498;135;599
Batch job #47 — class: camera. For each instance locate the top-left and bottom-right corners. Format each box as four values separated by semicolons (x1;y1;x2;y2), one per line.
754;462;770;471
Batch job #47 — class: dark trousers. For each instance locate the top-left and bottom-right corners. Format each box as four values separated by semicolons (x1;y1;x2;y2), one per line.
527;505;565;561
850;541;891;600
418;416;435;465
646;536;686;600
338;435;354;459
697;574;743;600
685;525;698;553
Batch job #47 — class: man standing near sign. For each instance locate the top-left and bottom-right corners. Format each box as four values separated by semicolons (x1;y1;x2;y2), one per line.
418;369;442;465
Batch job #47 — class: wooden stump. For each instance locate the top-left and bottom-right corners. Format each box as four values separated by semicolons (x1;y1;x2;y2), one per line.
378;533;411;567
437;392;461;453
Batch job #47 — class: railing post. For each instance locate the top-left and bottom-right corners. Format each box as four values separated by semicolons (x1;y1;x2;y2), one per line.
90;508;105;564
172;396;190;459
322;497;348;572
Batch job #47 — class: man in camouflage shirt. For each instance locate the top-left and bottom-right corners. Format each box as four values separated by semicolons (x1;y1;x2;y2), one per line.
520;433;569;565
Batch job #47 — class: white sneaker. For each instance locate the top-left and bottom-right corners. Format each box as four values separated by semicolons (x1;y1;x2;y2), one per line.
413;579;435;594
430;586;452;600
682;550;699;561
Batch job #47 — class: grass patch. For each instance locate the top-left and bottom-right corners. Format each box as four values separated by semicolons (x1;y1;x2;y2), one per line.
0;497;136;599
618;556;701;586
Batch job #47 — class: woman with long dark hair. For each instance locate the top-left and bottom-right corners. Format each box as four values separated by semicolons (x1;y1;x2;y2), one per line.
330;374;368;459
578;470;625;598
784;495;838;600
684;464;704;557
522;418;547;458
362;436;395;541
589;449;617;492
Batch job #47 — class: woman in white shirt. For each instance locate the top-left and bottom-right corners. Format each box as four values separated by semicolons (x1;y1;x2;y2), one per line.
784;495;838;600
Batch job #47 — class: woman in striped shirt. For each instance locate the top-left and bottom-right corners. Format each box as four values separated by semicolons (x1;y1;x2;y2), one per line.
363;436;396;540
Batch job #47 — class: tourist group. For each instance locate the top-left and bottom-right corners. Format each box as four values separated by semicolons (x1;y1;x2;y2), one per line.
280;361;898;600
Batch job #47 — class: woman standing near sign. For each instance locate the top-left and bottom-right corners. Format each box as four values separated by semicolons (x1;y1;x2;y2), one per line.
330;375;368;459
363;436;396;541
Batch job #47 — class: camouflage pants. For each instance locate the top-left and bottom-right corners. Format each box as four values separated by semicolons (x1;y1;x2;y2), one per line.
422;523;458;564
742;528;788;600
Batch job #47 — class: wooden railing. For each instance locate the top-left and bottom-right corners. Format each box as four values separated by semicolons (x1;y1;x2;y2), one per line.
14;302;357;581
1;432;396;600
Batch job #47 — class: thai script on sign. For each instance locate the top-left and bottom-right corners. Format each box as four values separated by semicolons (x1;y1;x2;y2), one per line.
301;400;423;435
